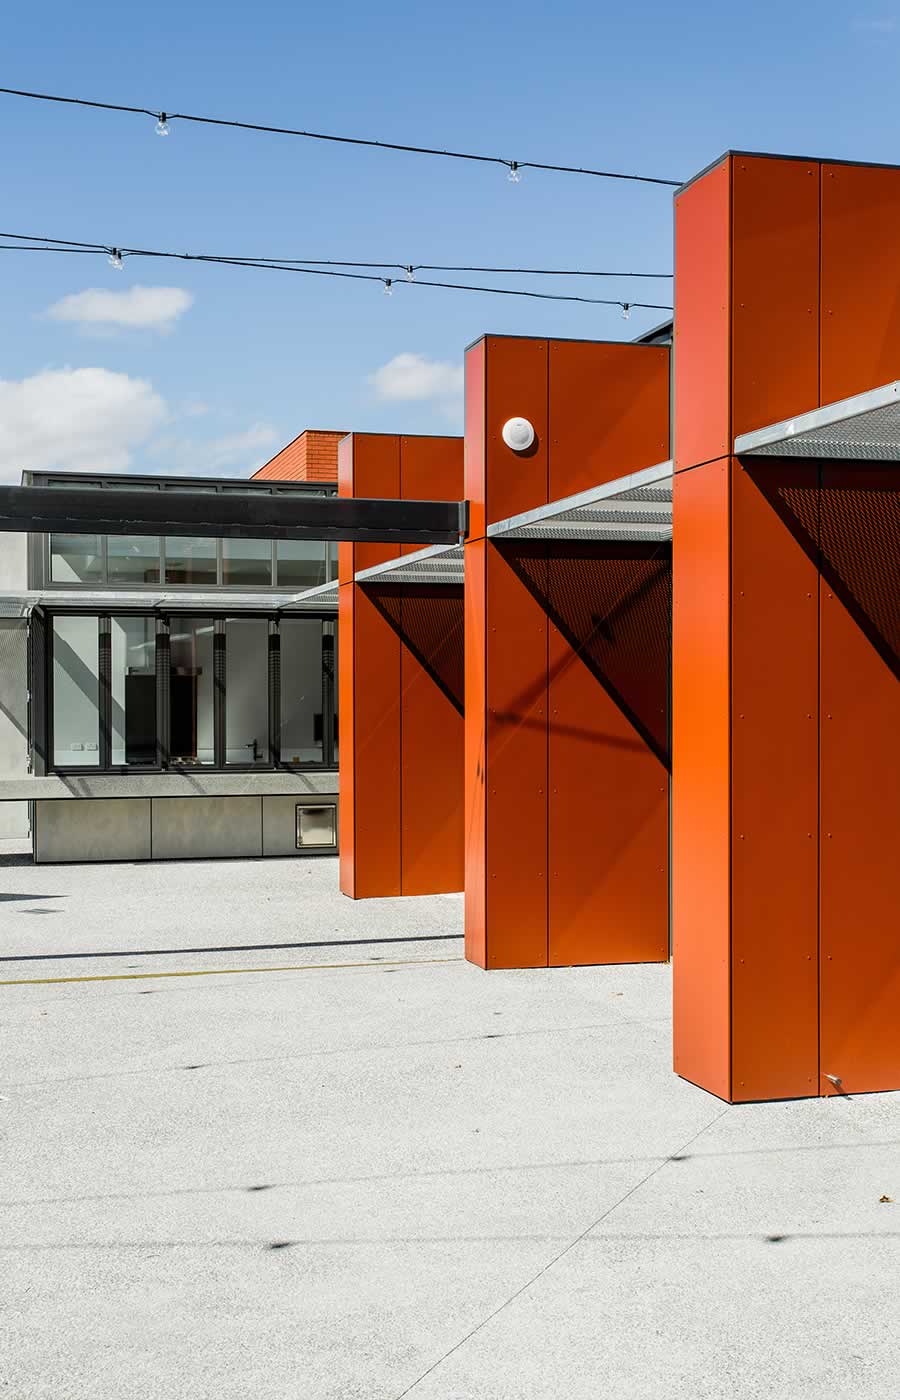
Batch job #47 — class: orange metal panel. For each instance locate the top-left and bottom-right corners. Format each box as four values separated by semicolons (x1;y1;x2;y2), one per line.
400;435;464;556
348;434;401;577
400;601;465;895
547;552;669;966
730;460;819;1102
484;337;549;526
821;163;900;403
674;157;731;471
672;459;731;1100
347;584;402;898
548;342;670;501
819;465;900;1094
484;542;548;968
464;340;486;541
337;434;355;587
338;581;356;896
464;537;487;965
731;157;820;440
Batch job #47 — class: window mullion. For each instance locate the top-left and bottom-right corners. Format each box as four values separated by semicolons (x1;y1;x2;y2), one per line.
98;616;112;768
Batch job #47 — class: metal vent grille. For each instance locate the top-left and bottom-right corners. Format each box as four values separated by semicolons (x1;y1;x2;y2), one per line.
735;381;900;460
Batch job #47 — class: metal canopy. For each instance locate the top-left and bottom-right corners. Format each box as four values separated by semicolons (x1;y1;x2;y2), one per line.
486;460;673;542
0;588;338;618
735;380;900;459
0;484;467;545
355;544;464;587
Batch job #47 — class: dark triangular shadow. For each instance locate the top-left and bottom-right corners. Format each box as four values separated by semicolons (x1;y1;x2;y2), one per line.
364;583;464;714
495;540;672;769
747;460;900;683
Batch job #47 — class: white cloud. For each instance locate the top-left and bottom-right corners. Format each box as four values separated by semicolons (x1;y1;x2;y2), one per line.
370;352;464;404
0;367;167;482
148;423;280;476
46;285;194;332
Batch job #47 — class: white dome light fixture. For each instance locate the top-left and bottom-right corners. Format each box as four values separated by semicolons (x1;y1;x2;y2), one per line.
501;416;536;452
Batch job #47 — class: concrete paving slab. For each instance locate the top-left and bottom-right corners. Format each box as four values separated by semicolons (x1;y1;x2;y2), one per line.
1;848;898;1399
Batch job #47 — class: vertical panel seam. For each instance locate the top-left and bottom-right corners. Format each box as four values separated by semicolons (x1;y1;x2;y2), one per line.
544;341;550;966
816;162;823;1094
727;154;735;1103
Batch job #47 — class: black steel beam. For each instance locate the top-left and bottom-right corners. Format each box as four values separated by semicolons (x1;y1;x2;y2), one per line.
0;485;468;545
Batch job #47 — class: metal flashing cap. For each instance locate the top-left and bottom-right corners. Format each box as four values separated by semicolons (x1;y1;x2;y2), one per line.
501;417;536;452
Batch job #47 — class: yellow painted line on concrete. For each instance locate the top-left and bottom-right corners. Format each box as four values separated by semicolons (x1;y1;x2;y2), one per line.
0;956;465;987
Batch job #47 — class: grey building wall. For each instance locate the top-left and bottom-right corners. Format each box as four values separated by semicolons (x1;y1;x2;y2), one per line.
0;531;29;837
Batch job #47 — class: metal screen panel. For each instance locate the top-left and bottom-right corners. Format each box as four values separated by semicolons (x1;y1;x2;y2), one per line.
735;380;900;460
486;461;673;543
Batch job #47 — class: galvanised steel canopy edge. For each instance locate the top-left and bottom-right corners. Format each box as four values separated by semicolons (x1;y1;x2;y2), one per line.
735;380;900;459
354;543;464;586
0;483;468;545
486;459;673;542
0;588;339;618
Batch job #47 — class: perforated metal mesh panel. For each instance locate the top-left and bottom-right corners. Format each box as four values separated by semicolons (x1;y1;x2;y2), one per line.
735;382;900;460
355;545;464;587
488;466;673;543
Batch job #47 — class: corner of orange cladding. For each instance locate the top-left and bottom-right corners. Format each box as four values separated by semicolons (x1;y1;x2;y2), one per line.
731;156;820;440
548;341;670;500
821;160;900;402
465;339;487;542
347;434;402;577
464;537;487;966
399;434;465;556
338;581;356;897
674;154;731;472
483;336;549;526
671;458;732;1101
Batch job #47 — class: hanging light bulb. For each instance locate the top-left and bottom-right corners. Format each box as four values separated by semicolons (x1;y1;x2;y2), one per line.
404;265;415;282
507;161;521;184
383;278;394;296
155;112;170;136
108;248;124;271
621;303;631;320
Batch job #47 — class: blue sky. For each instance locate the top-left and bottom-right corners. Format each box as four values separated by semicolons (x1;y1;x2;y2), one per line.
3;0;899;479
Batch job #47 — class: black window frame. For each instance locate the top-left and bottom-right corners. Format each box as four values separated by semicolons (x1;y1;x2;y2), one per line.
43;609;337;776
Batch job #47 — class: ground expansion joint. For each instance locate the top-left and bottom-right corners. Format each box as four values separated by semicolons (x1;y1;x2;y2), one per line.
391;1102;733;1400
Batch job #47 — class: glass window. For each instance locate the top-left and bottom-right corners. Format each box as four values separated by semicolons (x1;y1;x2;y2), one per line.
169;618;215;765
164;537;217;586
225;618;269;764
110;617;157;766
280;619;324;765
50;534;103;584
52;616;100;766
107;536;161;585
275;540;328;589
222;539;272;587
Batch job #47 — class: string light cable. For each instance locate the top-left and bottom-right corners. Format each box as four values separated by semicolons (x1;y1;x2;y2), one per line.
0;85;683;188
0;232;673;314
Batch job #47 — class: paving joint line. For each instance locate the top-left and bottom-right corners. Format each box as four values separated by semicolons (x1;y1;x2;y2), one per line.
392;1101;733;1400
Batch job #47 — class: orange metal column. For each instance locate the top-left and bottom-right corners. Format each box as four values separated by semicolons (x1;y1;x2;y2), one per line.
338;433;464;899
464;335;670;970
674;153;826;1101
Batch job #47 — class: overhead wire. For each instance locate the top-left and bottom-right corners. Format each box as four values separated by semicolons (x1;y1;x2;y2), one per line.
0;232;674;311
0;85;683;188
